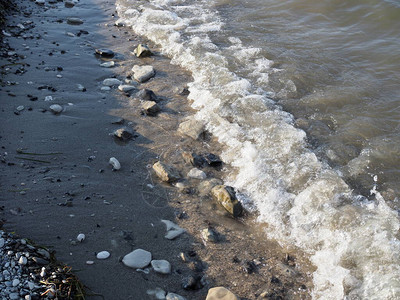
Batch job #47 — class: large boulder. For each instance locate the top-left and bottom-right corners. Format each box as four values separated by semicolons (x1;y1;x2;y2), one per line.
206;287;239;300
211;185;243;217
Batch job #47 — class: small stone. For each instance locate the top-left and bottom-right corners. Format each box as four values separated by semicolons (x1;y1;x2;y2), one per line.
118;85;137;93
147;288;166;300
37;249;50;259
182;275;202;290
109;157;121;170
211;185;243;217
204;153;223;167
206;287;238;300
77;84;86;92
182;152;206;168
198;178;223;197
131;65;155;83
115;19;126;27
9;293;19;300
141;101;160;116
16;105;25;112
25;295;32;300
77;233;85;242
18;256;27;265
161;220;185;240
111;118;124;125
67;17;84;25
100;61;115;68
49;104;63;114
96;251;110;259
178;119;205;140
113;128;134;140
201;228;219;243
0;238;5;248
151;260;171;274
35;0;45;4
122;249;152;269
32;257;49;265
103;78;122;86
12;279;20;287
95;48;114;57
133;44;153;57
64;1;75;8
101;86;111;91
136;89;157;101
166;293;186;300
187;168;206;180
27;282;35;290
86;260;94;265
153;162;180;183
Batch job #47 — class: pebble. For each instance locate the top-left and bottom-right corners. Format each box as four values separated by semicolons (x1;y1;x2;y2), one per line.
131;65;155;83
161;220;185;240
95;48;114;57
205;287;239;300
201;228;219;243
122;249;152;269
147;288;166;300
100;61;115;68
166;293;187;300
133;44;153;58
96;251;110;260
49;104;63;114
77;84;86;92
44;95;53;101
101;86;111;91
187;168;207;180
141;101;160;116
151;260;171;274
16;106;25;112
113;128;134;140
86;260;94;265
35;0;45;5
67;17;84;25
76;233;85;242
18;256;27;265
12;279;20;287
118;84;137;93
103;78;122;86
64;0;75;8
109;157;121;170
136;88;157;101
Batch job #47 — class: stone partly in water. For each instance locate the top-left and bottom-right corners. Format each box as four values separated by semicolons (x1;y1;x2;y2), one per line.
49;104;62;114
133;44;153;58
206;287;239;300
178;119;205;140
103;78;122;87
152;161;180;183
151;259;171;274
211;185;243;217
122;249;152;269
131;65;155;83
67;17;84;25
161;220;186;240
141;101;160;116
187;168;207;180
198;178;224;197
95;48;114;57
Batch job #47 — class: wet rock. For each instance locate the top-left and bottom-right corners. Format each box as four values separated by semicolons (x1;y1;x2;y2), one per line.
204;153;223;167
211;185;243;217
133;44;153;58
118;84;137;93
188;168;206;180
122;249;152;269
49;104;62;114
100;61;115;68
113;127;135;141
95;48;114;58
131;65;155;83
161;220;185;240
182;152;206;168
136;88;157;101
178;119;205;140
166;293;187;300
64;0;75;8
182;275;203;290
96;251;110;259
103;78;122;86
67;18;84;25
153;161;180;183
198;178;223;197
206;287;238;300
109;157;121;170
141;101;160;116
201;228;219;243
31;257;48;265
151;260;171;274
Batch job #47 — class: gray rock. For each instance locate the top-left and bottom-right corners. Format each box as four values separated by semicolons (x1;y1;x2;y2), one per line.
37;249;50;259
0;238;4;248
166;293;187;300
9;293;19;300
35;0;45;5
136;89;157;101
147;288;166;299
67;18;84;25
100;61;115;68
64;1;75;8
198;178;223;197
32;257;49;265
153;161;180;183
95;48;114;57
161;220;185;240
113;128;135;140
178;119;205;140
18;256;27;265
103;78;122;86
131;65;155;83
187;168;206;180
96;251;110;259
122;249;152;269
151;260;171;274
206;287;239;300
211;185;243;217
141;101;160;116
49;104;62;114
201;228;219;243
133;44;153;58
118;85;137;93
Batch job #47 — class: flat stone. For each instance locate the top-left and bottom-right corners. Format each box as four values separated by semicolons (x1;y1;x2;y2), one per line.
141;101;160;116
67;17;84;25
151;259;171;274
211;185;243;217
187;168;206;180
35;0;45;4
16;105;25;112
161;220;185;240
100;61;115;68
198;178;223;197
95;48;114;57
206;287;239;300
118;84;137;93
113;128;134;140
103;78;122;86
122;249;152;269
153;161;180;183
178;119;205;140
136;88;157;101
101;86;111;91
131;65;155;83
133;44;153;57
96;251;110;259
166;293;187;300
49;104;62;114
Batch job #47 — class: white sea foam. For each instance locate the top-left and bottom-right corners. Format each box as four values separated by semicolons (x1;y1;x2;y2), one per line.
116;0;400;298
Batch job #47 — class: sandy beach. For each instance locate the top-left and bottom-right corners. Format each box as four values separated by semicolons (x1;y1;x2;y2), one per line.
0;0;312;299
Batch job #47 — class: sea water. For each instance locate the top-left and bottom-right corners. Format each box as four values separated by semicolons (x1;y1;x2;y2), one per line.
115;0;400;298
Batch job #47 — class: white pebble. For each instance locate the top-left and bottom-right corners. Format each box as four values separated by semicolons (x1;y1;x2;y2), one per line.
109;157;121;170
77;233;85;242
44;95;53;101
151;260;171;274
96;251;110;259
18;256;27;265
187;168;207;180
100;61;115;68
49;104;63;114
86;260;94;265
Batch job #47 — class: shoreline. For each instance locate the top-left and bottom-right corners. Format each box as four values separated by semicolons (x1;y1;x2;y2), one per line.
0;0;312;299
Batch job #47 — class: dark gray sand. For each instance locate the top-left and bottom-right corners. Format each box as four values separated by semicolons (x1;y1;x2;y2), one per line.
0;0;313;299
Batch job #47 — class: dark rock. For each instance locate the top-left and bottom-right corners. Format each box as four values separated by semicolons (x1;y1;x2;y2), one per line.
136;89;157;101
111;118;124;125
182;152;206;168
32;257;49;265
113;127;135;141
141;101;160;116
95;48;114;57
204;153;222;167
182;275;203;290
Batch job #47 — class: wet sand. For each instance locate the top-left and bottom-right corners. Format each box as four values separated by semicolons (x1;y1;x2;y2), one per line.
0;0;313;299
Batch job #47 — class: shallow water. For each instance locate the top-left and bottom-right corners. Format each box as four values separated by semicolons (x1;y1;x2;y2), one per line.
115;0;400;298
